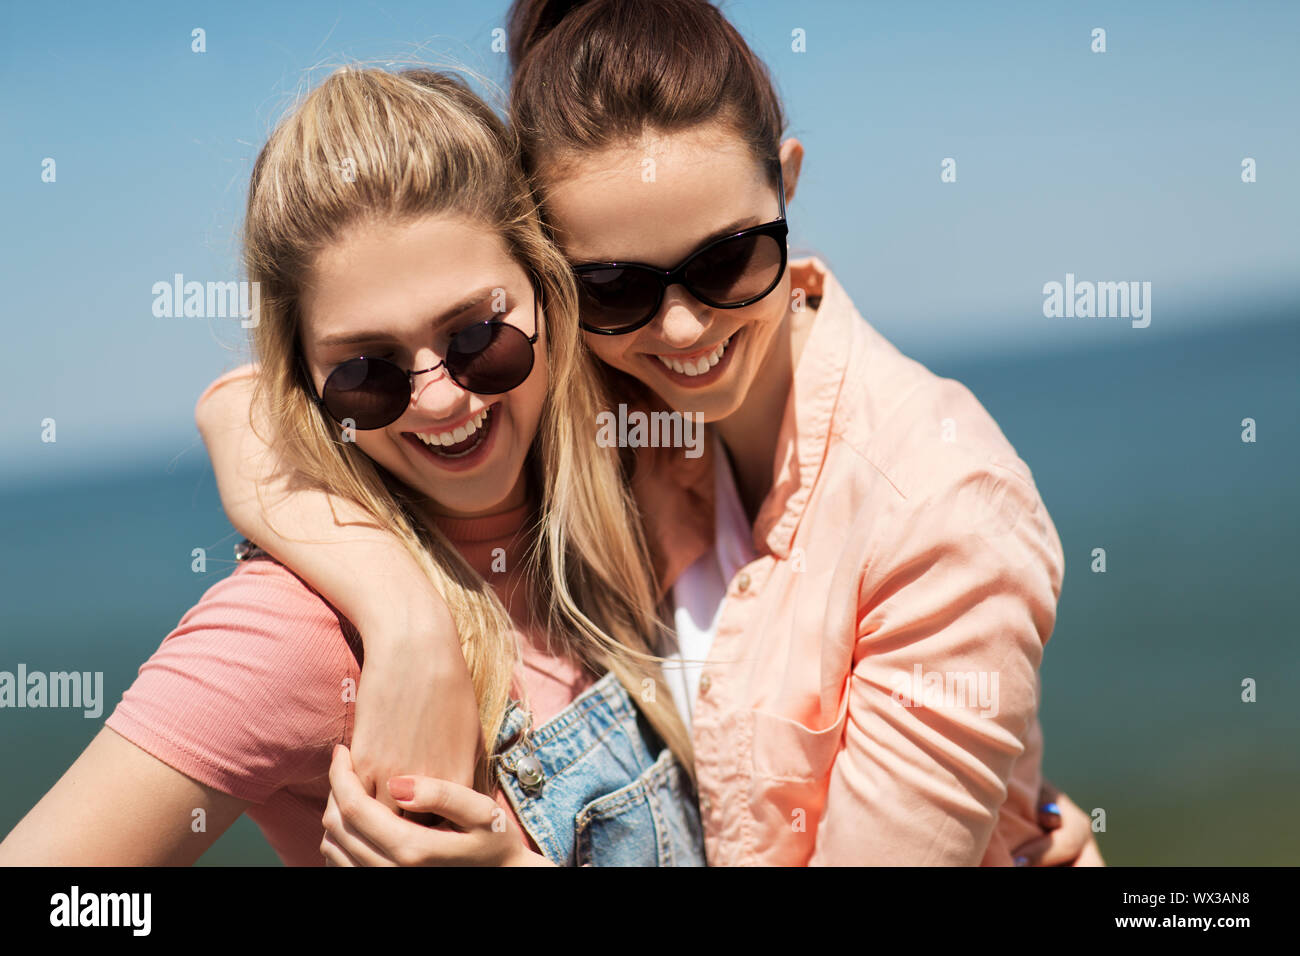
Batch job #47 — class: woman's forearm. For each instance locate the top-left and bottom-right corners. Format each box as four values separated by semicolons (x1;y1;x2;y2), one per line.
195;366;453;646
195;368;482;795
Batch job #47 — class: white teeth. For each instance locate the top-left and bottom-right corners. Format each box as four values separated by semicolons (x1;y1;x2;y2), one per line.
656;336;731;377
414;408;490;448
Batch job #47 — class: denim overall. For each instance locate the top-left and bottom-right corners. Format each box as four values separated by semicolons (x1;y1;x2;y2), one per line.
493;671;706;867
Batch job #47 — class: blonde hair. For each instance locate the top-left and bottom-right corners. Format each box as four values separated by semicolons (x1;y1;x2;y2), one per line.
243;66;692;788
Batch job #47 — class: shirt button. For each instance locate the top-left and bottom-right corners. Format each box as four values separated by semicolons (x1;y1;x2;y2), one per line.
700;795;712;814
699;674;711;694
736;571;751;592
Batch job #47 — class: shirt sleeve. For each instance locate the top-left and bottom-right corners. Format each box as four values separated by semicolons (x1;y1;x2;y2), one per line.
809;461;1064;866
104;558;361;804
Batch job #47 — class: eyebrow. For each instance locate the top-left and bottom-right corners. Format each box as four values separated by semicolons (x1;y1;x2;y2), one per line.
315;286;505;350
696;216;764;247
574;215;764;267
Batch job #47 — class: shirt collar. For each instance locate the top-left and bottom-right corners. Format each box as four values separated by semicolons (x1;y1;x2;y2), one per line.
751;257;854;558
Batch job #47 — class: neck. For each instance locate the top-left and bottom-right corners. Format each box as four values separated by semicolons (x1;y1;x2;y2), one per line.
713;309;797;521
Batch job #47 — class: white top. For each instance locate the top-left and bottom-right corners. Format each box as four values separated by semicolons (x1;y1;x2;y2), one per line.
661;431;757;733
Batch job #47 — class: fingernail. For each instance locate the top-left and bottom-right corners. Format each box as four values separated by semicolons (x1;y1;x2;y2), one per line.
1039;801;1061;817
1014;855;1029;867
388;776;415;801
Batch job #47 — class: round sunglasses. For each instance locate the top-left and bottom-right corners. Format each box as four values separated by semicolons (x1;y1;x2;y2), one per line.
305;293;540;431
573;166;789;335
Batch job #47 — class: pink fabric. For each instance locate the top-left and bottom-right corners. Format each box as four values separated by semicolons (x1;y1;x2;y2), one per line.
633;258;1066;865
105;503;590;866
433;507;595;724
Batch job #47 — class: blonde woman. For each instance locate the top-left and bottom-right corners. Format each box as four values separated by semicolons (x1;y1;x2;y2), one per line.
0;67;702;867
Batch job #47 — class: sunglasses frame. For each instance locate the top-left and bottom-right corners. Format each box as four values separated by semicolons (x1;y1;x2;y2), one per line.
574;164;789;336
303;289;540;431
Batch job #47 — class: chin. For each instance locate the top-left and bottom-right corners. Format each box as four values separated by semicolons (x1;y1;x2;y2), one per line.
412;472;514;517
668;393;738;424
663;370;750;423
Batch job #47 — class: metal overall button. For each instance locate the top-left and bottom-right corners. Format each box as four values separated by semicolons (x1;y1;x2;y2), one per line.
515;752;545;791
505;709;545;792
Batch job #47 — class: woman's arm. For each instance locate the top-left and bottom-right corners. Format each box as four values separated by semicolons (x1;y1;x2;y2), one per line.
195;367;482;802
0;728;250;865
810;466;1064;866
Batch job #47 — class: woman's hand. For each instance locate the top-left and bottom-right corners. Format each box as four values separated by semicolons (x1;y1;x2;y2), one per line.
320;744;554;867
1012;780;1105;866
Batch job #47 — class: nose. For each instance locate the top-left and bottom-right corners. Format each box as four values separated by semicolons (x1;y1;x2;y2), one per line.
408;348;468;421
652;286;712;350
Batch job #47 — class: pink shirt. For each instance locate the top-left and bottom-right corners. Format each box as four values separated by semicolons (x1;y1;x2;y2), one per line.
633;258;1065;865
105;503;591;866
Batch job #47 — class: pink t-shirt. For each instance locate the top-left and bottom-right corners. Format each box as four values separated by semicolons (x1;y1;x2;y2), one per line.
105;502;593;866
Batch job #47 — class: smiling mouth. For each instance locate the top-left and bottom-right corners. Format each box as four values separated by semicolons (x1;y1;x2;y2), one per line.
647;328;743;386
408;406;494;458
654;333;735;376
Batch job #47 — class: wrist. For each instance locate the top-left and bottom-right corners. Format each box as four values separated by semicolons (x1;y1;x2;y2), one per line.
359;615;464;659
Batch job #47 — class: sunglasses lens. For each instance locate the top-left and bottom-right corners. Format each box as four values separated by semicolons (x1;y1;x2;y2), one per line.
575;267;663;332
321;358;410;430
447;322;535;394
684;231;784;306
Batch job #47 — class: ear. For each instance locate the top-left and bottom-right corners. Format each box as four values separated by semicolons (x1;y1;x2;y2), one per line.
778;138;805;204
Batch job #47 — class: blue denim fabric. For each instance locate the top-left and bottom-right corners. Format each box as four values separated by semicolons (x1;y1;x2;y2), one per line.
493;671;705;867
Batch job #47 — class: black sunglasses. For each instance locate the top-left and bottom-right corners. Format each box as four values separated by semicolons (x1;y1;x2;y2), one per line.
304;291;540;431
573;165;789;335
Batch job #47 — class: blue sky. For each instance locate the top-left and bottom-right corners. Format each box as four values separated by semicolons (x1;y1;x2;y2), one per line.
2;0;1296;485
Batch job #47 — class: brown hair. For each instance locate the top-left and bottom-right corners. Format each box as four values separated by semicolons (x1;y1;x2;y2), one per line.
507;0;785;185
